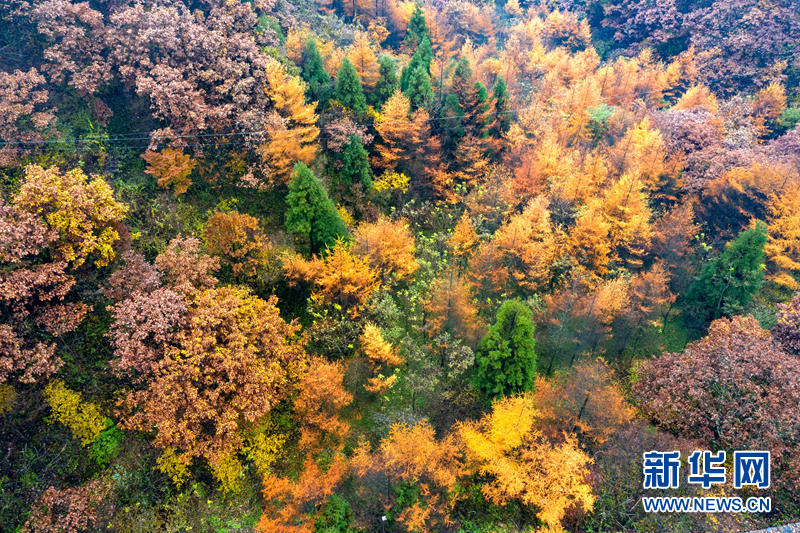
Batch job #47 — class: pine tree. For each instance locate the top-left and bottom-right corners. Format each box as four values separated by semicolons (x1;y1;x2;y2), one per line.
474;299;537;399
301;38;332;106
403;62;433;110
487;76;511;154
339;135;373;190
404;3;429;50
684;222;768;328
286;163;348;256
372;55;398;108
336;57;368;115
400;37;433;92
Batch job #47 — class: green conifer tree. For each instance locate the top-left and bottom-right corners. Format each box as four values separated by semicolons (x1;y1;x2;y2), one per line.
474;299;538;400
372;55;399;108
404;3;430;50
339;135;373;190
683;221;768;328
301;38;332;106
488;76;511;140
400;37;434;92
403;63;433;110
335;57;367;115
286;162;348;256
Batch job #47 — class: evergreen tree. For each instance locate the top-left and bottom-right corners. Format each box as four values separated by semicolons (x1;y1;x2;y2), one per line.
339;135;373;190
403;62;433;110
301;38;332;106
489;76;511;135
441;93;465;153
336;57;367;115
404;3;429;50
475;299;538;400
683;222;768;328
400;37;434;92
286;162;348;256
372;55;398;108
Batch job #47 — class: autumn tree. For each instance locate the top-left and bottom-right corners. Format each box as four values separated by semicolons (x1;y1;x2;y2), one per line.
765;185;800;289
532;358;633;446
683;222;768;328
295;356;353;450
347;34;380;91
374;89;417;171
458;395;595;529
633;315;800;491
360;322;404;394
141;148;196;197
351;421;462;531
285;243;379;318
15;165;127;268
423;269;482;347
336;57;368;115
285;163;348;256
352;216;418;283
474;299;537;400
153;236;220;297
262;60;320;185
302;38;332;106
121;287;306;492
774;292;800;356
469;196;561;298
203;210;276;279
22;480;106;533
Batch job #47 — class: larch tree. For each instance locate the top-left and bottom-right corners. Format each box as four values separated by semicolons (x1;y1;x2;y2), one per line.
141;148;196;197
285;163;348;256
202;210;275;280
765;185;800;290
261;60;320;185
336;57;368;115
474;299;537;400
352;216;419;283
347;34;380;91
458;395;595;529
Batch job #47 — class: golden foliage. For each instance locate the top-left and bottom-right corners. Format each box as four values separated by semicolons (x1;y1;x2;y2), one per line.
0;384;16;415
673;84;718;113
423;269;482;345
295;356;352;449
141;148;196;197
15;165;128;267
44;380;107;446
203;210;276;278
470;196;561;295
373;170;410;193
286;243;379;317
766;185;800;289
360;323;404;394
261;60;320;185
352;216;418;283
348;34;380;89
458;395;595;529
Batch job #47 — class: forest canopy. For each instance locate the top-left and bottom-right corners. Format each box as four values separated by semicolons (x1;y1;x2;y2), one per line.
1;0;799;531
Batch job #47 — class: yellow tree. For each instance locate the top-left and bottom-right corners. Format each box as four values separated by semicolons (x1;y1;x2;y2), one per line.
141;148;196;197
374;89;416;171
285;243;379;318
423;268;482;347
261;60;320;185
351;421;463;532
469;196;561;297
595;172;653;270
360;322;404;394
202;210;276;279
611;118;671;197
458;395;595;530
15;164;127;267
766;185;800;289
352;216;418;283
348;34;381;90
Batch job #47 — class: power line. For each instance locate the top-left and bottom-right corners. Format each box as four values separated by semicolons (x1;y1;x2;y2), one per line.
0;82;679;149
